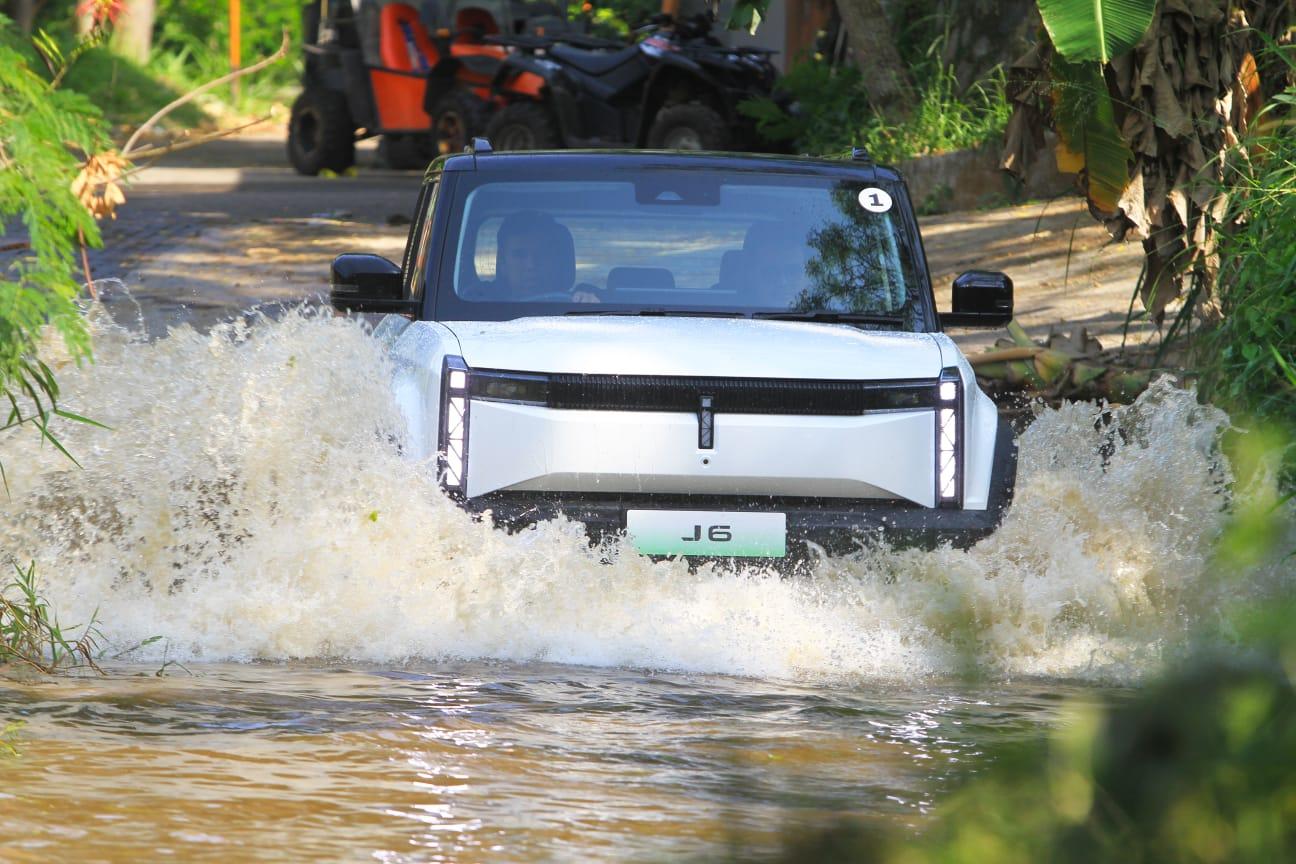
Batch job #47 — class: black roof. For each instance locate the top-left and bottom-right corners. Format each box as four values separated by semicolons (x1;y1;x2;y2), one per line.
424;148;905;185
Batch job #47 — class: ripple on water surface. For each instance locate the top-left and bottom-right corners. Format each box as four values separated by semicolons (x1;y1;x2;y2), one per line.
1;660;1107;862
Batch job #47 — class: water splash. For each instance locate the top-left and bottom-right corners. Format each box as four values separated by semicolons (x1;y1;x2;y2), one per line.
0;306;1275;681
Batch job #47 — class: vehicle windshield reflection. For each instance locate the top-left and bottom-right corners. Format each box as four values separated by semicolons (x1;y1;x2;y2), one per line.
435;168;927;328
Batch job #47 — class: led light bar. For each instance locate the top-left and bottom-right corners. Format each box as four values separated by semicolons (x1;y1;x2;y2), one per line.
936;367;963;507
438;355;470;495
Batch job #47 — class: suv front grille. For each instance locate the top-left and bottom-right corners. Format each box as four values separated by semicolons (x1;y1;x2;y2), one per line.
542;374;937;415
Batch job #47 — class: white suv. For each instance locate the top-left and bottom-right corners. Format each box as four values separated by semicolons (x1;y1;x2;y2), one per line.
331;142;1017;557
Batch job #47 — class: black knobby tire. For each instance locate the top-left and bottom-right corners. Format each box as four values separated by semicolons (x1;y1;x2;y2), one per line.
287;87;356;175
484;102;561;151
646;102;729;151
379;134;434;170
432;90;489;156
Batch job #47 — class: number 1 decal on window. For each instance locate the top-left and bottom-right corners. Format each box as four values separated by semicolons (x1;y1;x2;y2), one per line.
858;187;893;213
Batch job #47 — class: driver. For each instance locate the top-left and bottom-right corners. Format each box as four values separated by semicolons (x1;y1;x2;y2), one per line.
494;210;598;303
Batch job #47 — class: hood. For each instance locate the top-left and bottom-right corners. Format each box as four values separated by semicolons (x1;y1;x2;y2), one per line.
442;316;944;380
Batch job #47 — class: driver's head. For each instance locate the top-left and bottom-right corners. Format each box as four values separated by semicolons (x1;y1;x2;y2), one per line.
495;210;574;298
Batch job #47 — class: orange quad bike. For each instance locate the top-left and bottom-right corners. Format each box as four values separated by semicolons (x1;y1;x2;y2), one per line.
287;0;558;173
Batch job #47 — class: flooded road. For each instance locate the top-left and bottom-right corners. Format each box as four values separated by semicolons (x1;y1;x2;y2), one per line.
2;662;1103;862
1;306;1286;860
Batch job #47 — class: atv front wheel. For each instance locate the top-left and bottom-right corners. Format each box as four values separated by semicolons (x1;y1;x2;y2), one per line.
484;103;561;151
287;88;356;175
432;90;488;156
646;103;729;151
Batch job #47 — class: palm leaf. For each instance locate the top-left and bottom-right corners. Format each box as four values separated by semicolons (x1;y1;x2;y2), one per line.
1037;0;1156;63
1052;60;1134;214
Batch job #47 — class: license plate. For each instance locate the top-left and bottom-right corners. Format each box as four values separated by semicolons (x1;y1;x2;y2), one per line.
626;510;787;557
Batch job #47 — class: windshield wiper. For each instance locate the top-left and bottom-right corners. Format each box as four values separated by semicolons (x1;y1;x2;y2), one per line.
564;309;744;317
752;311;905;327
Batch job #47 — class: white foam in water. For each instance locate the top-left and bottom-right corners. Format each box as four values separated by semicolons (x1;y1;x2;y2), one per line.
0;306;1281;681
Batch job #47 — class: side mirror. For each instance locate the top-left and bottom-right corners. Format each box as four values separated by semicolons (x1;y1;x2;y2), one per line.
941;270;1013;328
330;254;419;315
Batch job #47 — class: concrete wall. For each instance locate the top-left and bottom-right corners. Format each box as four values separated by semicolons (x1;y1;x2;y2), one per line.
898;137;1073;214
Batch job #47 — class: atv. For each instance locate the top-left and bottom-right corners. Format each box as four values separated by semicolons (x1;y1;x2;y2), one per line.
481;12;779;152
287;0;569;174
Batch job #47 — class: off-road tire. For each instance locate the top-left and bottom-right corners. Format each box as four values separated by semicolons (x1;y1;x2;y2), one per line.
646;102;729;151
432;90;489;156
379;134;434;170
484;102;561;151
287;87;356;175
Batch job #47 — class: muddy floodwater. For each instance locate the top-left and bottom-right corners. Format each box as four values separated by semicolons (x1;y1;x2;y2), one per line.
3;663;1104;861
2;307;1288;861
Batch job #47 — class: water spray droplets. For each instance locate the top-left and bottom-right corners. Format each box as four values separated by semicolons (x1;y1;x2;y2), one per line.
0;308;1255;681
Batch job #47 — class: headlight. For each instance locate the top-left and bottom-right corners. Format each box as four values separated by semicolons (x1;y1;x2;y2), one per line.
438;362;552;495
936;367;963;507
439;356;470;494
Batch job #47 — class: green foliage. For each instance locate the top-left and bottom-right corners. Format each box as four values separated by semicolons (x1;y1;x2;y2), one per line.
1037;0;1157;64
741;52;1010;164
738;60;874;154
154;0;298;84
728;658;1296;863
726;0;769;34
149;0;299;112
61;45;208;128
1;15;108;461
1192;98;1296;486
569;0;659;39
1051;57;1134;212
1;561;102;674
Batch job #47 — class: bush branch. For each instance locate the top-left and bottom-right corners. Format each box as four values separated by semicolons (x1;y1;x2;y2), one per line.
121;28;291;158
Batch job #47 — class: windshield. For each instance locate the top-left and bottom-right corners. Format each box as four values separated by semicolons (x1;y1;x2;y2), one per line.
431;166;928;328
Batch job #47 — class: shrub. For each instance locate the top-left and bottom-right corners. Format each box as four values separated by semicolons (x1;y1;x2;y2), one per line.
741;48;1011;163
0;14;108;469
1192;98;1296;487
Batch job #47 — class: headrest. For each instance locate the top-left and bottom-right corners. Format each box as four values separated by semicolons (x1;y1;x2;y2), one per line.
606;267;676;293
455;6;500;36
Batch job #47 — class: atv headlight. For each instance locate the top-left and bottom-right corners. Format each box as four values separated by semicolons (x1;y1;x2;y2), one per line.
439;356;470;494
936;367;963;507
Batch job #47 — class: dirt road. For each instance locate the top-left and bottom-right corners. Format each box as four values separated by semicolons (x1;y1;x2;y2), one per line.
94;132;1150;353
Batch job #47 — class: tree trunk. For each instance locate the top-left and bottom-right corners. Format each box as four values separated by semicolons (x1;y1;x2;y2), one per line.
12;0;36;34
114;0;157;64
834;0;914;115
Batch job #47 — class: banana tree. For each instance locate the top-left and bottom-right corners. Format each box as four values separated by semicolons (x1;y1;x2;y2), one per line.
1002;0;1292;322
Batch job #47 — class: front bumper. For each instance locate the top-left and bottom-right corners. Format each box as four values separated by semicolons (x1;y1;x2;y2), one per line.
461;420;1018;555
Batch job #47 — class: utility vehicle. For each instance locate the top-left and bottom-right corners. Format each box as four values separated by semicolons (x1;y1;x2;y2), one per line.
288;0;567;173
331;143;1018;557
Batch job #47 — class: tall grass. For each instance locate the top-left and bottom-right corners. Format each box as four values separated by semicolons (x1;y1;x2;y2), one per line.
1;561;102;674
741;45;1011;163
1178;77;1296;486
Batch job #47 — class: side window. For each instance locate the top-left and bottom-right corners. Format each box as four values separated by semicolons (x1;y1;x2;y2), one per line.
402;181;439;300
